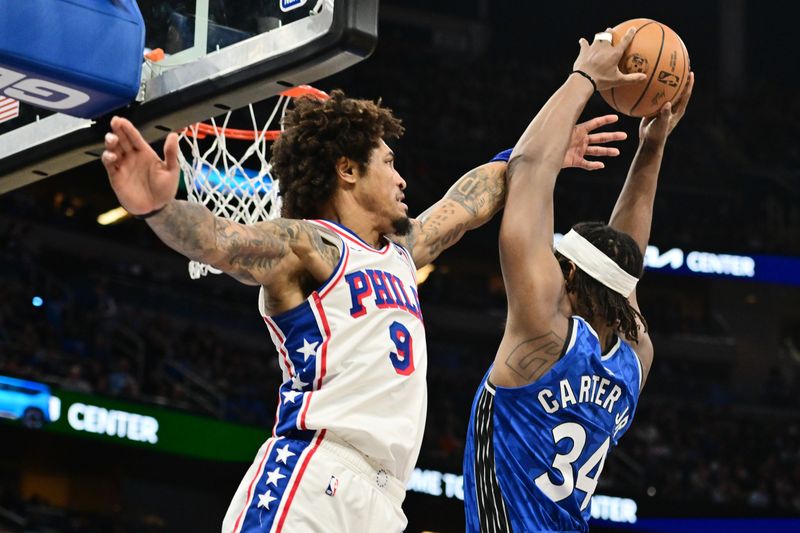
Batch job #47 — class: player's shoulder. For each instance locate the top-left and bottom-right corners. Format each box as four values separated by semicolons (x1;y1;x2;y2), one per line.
253;218;342;248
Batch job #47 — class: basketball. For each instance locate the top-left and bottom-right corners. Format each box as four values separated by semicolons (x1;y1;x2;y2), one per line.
599;18;690;117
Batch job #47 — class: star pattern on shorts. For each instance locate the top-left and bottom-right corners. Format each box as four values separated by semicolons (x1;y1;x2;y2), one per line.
274;444;296;465
291;374;309;391
296;338;319;362
281;390;302;404
266;467;287;487
257;490;276;510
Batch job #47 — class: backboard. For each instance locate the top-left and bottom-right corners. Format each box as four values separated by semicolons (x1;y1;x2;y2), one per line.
0;0;378;194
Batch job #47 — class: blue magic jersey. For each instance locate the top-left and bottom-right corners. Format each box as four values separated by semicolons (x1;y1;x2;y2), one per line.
464;316;643;533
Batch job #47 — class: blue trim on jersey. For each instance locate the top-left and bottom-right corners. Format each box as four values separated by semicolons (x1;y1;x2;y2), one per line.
320;219;390;252
390;241;417;271
270;301;325;437
238;435;315;532
464;317;642;533
490;148;513;163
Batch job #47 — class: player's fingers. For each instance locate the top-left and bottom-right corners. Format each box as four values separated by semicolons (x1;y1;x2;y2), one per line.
578;37;590;52
618;27;637;49
114;128;136;156
580;114;620;132
101;150;118;174
583;160;605;171
162;132;181;175
674;71;694;112
113;116;150;152
617;72;648;85
104;131;119;150
587;131;627;144
585;146;620;157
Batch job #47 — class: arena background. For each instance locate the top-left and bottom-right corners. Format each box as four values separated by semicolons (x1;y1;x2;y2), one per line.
1;0;798;531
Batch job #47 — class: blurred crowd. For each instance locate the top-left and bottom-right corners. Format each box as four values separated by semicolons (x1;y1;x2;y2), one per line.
2;212;799;516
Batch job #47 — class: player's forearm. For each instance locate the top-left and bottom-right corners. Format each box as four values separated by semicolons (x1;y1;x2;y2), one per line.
437;161;507;229
503;74;593;245
508;74;594;186
145;199;224;264
609;137;666;252
405;162;506;266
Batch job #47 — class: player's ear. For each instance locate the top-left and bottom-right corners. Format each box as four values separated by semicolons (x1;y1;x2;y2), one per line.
564;261;578;291
336;156;358;185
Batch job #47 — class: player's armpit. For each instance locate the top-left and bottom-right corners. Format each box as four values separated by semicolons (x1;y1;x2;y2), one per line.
393;162;506;267
207;218;341;286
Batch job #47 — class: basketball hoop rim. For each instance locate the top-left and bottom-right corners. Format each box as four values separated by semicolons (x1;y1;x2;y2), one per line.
184;85;328;140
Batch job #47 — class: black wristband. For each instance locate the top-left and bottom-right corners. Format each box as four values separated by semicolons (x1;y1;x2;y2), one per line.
132;205;166;220
571;70;597;92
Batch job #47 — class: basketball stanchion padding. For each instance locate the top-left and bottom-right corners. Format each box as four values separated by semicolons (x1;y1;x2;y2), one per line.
178;85;329;279
0;0;145;118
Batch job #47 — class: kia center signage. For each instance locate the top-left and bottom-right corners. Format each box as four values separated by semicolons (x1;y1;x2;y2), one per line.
65;402;159;444
643;246;800;285
0;382;267;462
553;234;800;286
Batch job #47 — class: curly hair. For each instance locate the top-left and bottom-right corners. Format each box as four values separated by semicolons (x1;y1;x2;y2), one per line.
556;222;648;343
270;90;405;219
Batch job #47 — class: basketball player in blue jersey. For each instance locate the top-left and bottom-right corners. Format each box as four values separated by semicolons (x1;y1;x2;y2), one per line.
101;80;627;530
463;31;694;532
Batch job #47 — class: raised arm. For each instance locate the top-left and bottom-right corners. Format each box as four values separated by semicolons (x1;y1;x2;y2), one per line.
492;30;645;386
609;72;694;250
608;72;694;380
101;117;339;289
393;114;627;268
502;32;643;326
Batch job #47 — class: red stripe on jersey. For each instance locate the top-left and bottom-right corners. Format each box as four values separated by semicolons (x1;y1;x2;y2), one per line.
318;243;349;299
275;430;326;532
264;317;294;378
298;293;331;429
314;219;391;255
231;437;279;533
271;390;282;437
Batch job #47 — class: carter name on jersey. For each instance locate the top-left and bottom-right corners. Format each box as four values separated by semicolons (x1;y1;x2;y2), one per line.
537;374;623;416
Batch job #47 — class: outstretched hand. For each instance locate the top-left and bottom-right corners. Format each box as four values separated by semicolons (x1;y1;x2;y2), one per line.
640;71;694;143
563;114;627;171
573;27;648;92
101;116;181;216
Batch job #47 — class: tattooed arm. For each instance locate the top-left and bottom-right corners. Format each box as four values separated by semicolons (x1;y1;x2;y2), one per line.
146;201;339;289
102;117;339;309
391;161;506;268
389;117;626;268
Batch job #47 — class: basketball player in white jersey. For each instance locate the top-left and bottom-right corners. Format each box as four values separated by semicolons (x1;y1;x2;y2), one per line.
101;87;629;531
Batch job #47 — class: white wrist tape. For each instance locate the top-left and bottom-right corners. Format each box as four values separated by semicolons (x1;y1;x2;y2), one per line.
555;229;638;297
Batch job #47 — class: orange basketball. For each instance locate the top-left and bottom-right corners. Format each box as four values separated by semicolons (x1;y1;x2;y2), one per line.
599;19;690;117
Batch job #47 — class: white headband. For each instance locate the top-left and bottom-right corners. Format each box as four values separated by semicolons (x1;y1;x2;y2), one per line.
555;229;638;297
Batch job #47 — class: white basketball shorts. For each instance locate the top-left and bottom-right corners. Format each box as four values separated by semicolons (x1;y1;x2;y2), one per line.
222;430;407;533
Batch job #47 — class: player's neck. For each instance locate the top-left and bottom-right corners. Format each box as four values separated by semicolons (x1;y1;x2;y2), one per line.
319;201;385;248
590;321;617;353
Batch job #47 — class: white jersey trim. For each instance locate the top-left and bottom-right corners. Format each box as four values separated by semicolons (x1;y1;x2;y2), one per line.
313;219;393;254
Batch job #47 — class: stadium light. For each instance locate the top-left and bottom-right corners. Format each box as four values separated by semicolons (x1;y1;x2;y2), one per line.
417;264;436;285
97;206;130;225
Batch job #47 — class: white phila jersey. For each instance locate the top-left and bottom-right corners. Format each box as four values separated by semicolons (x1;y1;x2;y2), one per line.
258;219;428;482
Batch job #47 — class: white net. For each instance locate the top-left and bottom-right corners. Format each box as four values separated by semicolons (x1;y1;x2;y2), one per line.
177;86;327;279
